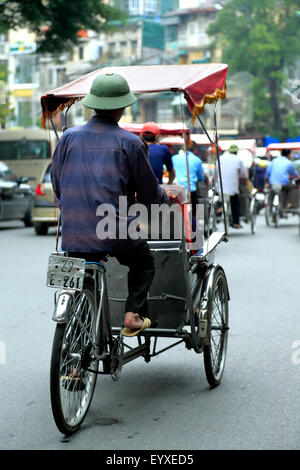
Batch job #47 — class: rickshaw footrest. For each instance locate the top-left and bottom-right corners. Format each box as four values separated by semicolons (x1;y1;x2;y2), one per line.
112;327;186;338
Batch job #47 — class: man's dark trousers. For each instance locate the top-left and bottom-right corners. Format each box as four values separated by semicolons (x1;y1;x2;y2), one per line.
230;193;241;225
69;241;155;317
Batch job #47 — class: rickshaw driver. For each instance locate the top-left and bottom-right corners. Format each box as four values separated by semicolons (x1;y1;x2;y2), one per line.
215;144;248;229
51;72;173;337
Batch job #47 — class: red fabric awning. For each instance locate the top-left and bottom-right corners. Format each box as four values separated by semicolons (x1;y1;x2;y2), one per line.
119;122;190;136
41;64;228;124
267;142;300;151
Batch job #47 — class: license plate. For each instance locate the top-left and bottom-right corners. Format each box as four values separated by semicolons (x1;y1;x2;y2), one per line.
47;255;86;291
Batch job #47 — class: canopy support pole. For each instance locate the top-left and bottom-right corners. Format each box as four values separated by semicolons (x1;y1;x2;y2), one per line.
196;105;228;235
62;100;75;133
43;99;59;142
182;131;192;205
179;94;191;206
48;113;60;142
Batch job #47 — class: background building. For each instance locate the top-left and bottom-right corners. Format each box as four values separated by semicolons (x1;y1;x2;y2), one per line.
0;0;248;136
7;30;38;128
109;0;178;16
102;17;164;66
163;5;218;65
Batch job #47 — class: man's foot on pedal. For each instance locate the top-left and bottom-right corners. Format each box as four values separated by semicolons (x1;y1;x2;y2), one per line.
122;312;151;336
124;312;144;330
122;312;151;337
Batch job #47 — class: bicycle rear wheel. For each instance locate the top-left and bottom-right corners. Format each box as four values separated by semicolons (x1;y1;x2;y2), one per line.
265;206;270;226
273;205;280;228
50;279;99;435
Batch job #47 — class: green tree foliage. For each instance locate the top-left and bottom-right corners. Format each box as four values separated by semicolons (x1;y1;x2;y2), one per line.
208;0;300;139
0;0;126;54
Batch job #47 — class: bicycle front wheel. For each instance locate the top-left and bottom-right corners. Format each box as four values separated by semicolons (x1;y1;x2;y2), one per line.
203;269;229;388
50;281;99;435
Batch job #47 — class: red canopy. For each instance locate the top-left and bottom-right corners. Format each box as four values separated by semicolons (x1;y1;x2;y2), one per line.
119;122;190;136
267;142;300;151
41;64;228;123
158;136;186;146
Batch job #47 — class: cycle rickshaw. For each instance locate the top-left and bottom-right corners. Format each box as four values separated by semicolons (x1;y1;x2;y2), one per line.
42;63;230;435
264;142;300;233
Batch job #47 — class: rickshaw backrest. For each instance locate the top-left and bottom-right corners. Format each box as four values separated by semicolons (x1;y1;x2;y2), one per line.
140;184;187;245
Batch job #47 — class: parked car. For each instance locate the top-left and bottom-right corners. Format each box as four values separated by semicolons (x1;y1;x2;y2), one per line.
0;161;33;226
32;163;60;235
0;128;60;188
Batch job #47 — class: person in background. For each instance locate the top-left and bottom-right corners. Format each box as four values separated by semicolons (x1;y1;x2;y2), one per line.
265;148;298;209
140;122;175;185
171;140;204;218
291;150;300;176
216;144;248;229
251;158;268;191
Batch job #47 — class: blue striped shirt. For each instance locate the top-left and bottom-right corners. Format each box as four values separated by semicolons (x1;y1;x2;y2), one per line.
172;151;204;192
51;115;168;252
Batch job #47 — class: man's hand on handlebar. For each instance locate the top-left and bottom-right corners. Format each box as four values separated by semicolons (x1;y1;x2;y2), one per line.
165;189;178;201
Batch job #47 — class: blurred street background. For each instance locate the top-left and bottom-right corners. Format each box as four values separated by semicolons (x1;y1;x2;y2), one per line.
1;0;300;143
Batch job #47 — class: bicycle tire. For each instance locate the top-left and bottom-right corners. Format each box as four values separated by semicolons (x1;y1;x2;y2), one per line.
223;200;231;233
203;269;229;388
250;198;257;234
50;278;99;435
274;205;280;228
265;206;270;226
188;264;204;347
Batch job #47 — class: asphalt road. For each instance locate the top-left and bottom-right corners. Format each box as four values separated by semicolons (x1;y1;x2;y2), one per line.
1;214;300;450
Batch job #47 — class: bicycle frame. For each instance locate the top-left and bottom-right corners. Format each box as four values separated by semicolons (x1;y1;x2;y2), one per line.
85;262;114;361
266;185;281;214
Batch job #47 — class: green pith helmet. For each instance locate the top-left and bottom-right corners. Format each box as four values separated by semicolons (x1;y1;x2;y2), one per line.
82;72;137;110
229;144;239;153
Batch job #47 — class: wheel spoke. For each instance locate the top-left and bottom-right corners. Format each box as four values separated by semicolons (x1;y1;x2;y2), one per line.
210;333;222;372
